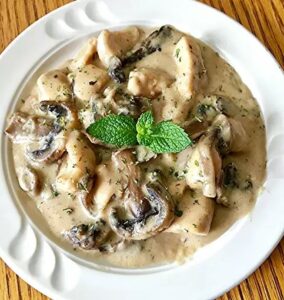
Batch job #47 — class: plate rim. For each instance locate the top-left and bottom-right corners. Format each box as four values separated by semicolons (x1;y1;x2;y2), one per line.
0;0;283;299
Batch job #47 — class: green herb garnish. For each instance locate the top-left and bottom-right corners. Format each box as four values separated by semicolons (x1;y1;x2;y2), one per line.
87;111;192;154
175;48;180;58
87;114;137;147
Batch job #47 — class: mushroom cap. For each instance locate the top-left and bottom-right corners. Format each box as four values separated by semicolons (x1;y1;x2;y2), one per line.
5;112;52;143
27;136;66;163
26;101;79;163
39;100;79;130
108;25;179;83
212;114;248;154
64;220;110;250
109;181;175;240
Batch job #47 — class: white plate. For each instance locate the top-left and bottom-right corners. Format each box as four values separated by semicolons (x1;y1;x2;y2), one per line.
0;0;283;299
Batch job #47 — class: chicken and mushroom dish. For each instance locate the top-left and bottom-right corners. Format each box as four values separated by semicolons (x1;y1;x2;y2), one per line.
5;26;266;267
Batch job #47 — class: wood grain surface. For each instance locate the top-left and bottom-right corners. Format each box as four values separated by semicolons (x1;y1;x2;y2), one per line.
0;0;283;299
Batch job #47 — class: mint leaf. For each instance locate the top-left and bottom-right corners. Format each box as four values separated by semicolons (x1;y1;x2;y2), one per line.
87;114;137;147
136;111;154;132
136;111;154;146
145;121;192;153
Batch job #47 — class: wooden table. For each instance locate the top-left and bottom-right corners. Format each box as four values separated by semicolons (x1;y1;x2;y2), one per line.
0;0;283;299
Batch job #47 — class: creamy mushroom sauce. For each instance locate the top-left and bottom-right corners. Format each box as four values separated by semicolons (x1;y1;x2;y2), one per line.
6;26;266;268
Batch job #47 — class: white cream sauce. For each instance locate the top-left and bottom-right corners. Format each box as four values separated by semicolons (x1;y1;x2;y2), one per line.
7;26;266;268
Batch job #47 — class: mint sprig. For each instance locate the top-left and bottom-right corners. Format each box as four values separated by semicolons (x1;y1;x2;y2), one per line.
87;111;192;153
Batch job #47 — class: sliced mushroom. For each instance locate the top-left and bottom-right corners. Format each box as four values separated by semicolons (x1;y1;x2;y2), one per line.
97;26;140;68
222;162;238;188
27;136;66;164
216;162;239;206
122;25;177;66
173;35;207;98
56;130;96;193
167;191;215;236
191;95;241;122
108;150;174;240
183;98;225;140
39;100;79;130
109;181;174;240
17;166;41;195
212;114;248;154
184;118;210;140
104;87;150;118
108;25;180;83
37;70;72;101
5;112;52;143
73;64;110;101
27;101;79;163
64;220;111;250
186;133;222;198
211;95;241;117
69;37;97;71
127;67;174;99
192;103;218;123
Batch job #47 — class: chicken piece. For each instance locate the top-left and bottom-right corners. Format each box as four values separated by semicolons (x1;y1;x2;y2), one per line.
56;130;96;192
73;64;109;101
186;134;222;198
167;191;215;236
37;70;72;101
174;36;207;98
69;38;97;71
97;27;140;68
91;163;117;213
127;67;174;99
